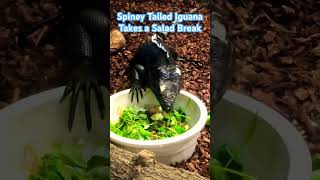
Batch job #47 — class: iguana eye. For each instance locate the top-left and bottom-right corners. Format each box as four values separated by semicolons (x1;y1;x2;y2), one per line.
159;70;169;79
158;67;169;79
170;67;181;78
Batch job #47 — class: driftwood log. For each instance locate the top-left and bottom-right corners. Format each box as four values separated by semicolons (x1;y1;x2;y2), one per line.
110;143;209;180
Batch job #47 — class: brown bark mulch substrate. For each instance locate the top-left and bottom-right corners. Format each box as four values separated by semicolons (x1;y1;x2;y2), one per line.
0;0;65;107
110;0;210;177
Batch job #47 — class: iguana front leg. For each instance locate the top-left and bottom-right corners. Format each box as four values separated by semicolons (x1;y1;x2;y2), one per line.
129;64;146;103
60;22;106;131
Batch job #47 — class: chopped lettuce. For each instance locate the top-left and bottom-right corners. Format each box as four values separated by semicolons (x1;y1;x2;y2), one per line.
111;105;190;140
211;144;256;180
27;143;109;180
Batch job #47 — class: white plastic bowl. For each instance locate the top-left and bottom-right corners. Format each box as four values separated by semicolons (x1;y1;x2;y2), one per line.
0;86;107;179
214;90;312;180
110;89;208;165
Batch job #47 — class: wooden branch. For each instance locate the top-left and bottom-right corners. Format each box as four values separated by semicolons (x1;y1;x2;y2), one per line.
110;143;209;180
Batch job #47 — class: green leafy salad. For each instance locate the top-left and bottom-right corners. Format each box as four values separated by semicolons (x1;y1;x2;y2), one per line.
312;154;320;180
111;105;190;140
208;111;257;180
211;144;256;180
25;143;109;180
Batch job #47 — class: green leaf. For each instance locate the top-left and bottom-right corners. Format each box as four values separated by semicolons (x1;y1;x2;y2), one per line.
151;113;163;121
138;113;148;120
87;155;108;171
138;127;152;139
313;169;320;180
217;144;242;167
169;116;177;126
211;159;228;180
313;154;320;171
206;112;210;126
216;144;244;180
242;112;258;147
56;164;73;180
174;125;185;134
27;143;110;180
211;144;257;180
111;105;189;140
63;165;87;180
52;143;87;169
29;154;67;180
86;166;109;180
136;106;147;112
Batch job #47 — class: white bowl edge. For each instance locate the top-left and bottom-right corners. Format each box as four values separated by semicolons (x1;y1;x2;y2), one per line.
223;90;312;180
0;87;65;120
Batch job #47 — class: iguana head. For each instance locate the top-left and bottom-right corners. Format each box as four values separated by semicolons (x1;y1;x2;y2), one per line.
151;64;182;112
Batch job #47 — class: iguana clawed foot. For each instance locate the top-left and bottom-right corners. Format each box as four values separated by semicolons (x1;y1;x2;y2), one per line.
129;82;146;103
60;60;105;131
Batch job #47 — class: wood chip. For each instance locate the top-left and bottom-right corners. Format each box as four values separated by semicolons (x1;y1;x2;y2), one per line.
294;88;309;101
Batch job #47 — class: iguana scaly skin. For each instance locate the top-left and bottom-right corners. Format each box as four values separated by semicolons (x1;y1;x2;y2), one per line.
210;12;234;107
129;34;182;112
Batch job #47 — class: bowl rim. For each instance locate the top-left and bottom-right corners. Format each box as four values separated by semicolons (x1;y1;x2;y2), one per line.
223;90;312;180
0;87;64;120
110;89;208;147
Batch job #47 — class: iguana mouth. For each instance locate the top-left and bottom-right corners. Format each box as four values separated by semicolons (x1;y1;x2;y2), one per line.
157;65;181;111
160;92;176;111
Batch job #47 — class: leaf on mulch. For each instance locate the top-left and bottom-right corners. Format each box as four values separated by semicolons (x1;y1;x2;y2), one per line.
311;44;320;57
279;57;294;65
294;88;310;101
0;28;10;49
